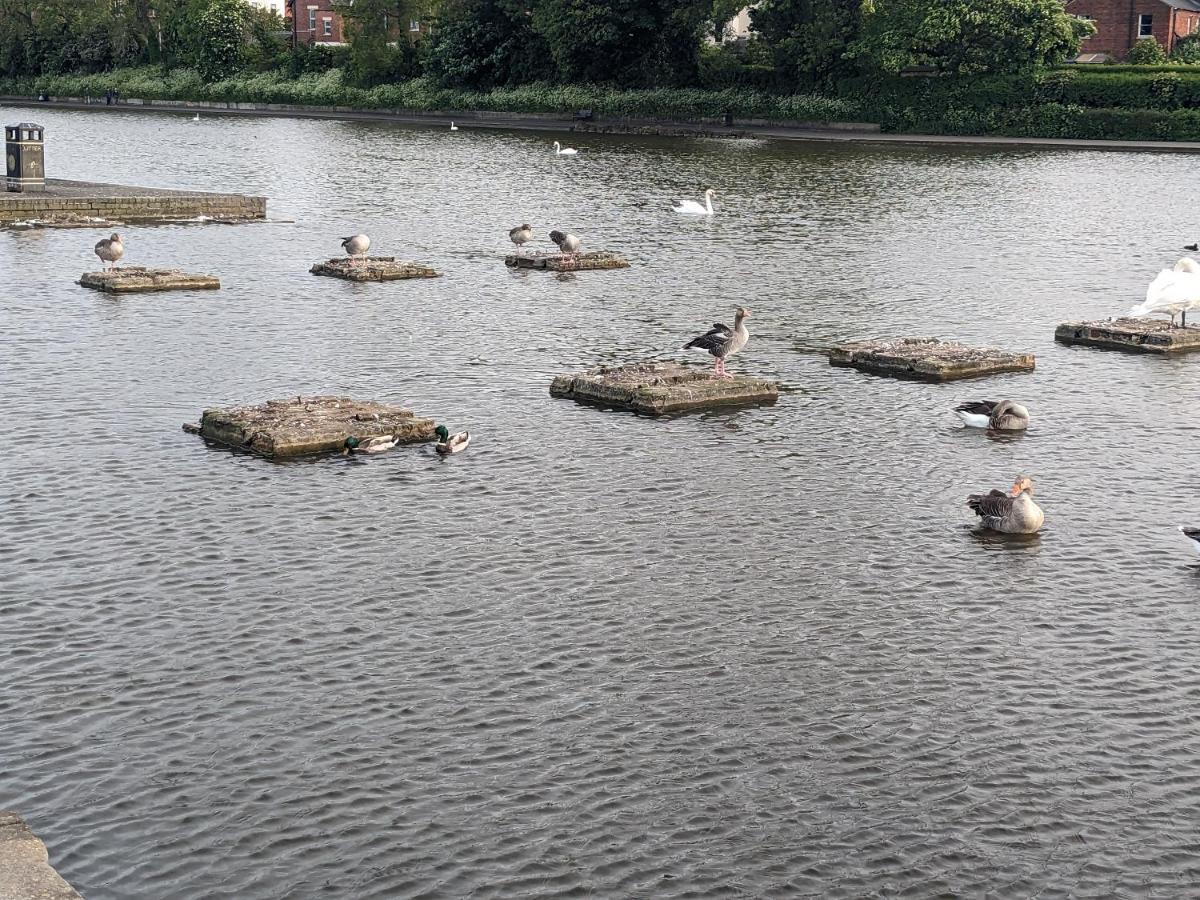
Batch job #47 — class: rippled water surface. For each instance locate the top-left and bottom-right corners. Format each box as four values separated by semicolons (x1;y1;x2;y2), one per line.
4;107;1200;898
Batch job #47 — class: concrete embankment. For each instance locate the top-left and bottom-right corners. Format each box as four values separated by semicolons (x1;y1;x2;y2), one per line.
0;812;82;900
6;95;1200;153
0;178;265;226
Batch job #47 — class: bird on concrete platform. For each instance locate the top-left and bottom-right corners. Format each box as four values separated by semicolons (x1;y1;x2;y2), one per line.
93;233;124;271
954;400;1030;432
1130;257;1200;327
434;425;470;455
967;475;1044;534
684;306;750;378
549;229;581;265
340;234;371;267
509;224;533;256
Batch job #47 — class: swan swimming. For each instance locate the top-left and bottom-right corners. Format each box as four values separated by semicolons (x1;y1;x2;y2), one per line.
673;188;715;216
1129;257;1200;327
192;113;200;122
449;121;459;131
553;141;577;155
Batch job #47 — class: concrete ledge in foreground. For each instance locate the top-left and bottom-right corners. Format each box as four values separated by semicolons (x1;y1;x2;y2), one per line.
1055;317;1200;354
194;395;435;458
78;266;220;293
829;337;1035;382
310;257;439;281
550;362;778;415
0;178;265;226
0;812;82;900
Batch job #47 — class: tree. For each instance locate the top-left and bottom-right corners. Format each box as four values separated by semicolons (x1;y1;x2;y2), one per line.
195;0;248;81
850;0;1095;75
335;0;422;86
751;0;862;85
1128;36;1167;65
531;0;709;86
429;0;554;87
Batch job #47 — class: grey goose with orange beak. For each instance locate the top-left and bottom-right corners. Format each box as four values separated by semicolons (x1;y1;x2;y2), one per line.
684;307;750;378
967;475;1044;534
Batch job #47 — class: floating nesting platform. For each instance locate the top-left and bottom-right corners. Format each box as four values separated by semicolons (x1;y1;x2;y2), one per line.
550;362;778;416
1054;317;1200;354
0;178;265;227
505;251;630;272
828;337;1035;382
78;266;220;294
310;256;440;282
190;395;435;458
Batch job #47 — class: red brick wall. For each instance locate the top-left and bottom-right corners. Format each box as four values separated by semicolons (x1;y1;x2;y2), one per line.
292;0;345;44
1070;0;1195;57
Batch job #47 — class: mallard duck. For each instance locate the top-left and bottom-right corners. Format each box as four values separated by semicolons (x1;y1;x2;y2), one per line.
955;400;1030;432
434;425;470;455
684;307;750;378
967;475;1044;534
94;233;124;270
343;434;399;455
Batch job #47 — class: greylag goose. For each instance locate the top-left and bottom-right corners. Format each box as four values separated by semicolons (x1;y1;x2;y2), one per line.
341;234;371;267
434;425;470;455
93;233;124;270
509;224;533;256
684;307;750;378
1179;526;1200;556
967;475;1044;534
955;400;1030;432
1130;258;1200;327
549;230;581;264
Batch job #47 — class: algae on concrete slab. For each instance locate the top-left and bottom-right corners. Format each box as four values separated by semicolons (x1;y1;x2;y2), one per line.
195;395;436;458
1054;317;1200;354
78;266;220;293
310;256;440;282
505;251;630;272
828;337;1035;382
551;361;778;415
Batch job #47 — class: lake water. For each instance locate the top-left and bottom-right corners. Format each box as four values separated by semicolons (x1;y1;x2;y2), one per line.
3;106;1200;898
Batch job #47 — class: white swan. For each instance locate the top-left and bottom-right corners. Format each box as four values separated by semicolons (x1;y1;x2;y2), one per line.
673;189;715;216
1130;257;1200;327
449;121;458;131
192;113;200;122
553;141;577;155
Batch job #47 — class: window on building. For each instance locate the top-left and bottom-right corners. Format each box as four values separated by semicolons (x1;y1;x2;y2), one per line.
410;19;421;31
323;17;332;35
308;9;316;31
1138;14;1153;37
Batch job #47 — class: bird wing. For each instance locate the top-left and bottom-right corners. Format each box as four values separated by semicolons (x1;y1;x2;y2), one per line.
1138;269;1200;312
967;489;1013;520
955;401;997;416
684;323;733;351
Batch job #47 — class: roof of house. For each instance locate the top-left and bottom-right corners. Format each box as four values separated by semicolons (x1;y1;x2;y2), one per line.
1163;0;1200;11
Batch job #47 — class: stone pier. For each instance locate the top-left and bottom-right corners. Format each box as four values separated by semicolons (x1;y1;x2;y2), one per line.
0;179;266;226
0;812;82;900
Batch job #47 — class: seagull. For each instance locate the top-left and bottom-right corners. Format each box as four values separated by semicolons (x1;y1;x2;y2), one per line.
93;233;124;270
954;400;1030;432
1129;257;1200;327
549;230;581;266
1179;526;1200;555
450;121;458;131
683;307;750;378
509;224;533;256
967;475;1044;534
553;141;577;155
340;234;371;267
673;189;715;216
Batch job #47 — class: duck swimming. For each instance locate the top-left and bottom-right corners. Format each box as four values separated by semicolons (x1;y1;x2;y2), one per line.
955;400;1030;432
435;425;470;455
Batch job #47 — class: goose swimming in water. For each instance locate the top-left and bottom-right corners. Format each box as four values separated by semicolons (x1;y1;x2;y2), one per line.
341;234;371;267
673;189;715;216
684;307;750;378
549;230;581;264
967;475;1044;534
509;224;533;256
955;400;1030;432
1130;257;1200;327
93;233;124;270
553;141;577;155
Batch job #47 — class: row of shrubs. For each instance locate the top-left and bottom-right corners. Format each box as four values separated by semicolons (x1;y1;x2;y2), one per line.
0;66;863;123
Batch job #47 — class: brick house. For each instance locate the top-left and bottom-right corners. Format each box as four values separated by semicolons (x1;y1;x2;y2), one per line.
287;1;432;46
1069;0;1200;59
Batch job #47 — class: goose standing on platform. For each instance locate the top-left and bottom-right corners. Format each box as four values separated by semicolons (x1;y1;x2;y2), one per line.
553;141;577;155
673;189;715;216
967;475;1044;534
509;224;533;256
434;425;470;455
341;234;371;267
684;307;750;378
955;400;1030;432
94;233;124;270
1130;257;1200;327
549;230;581;264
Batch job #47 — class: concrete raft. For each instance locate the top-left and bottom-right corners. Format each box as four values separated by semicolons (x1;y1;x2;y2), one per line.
194;395;436;458
310;257;439;282
550;362;778;415
0;812;82;900
829;337;1035;382
505;251;630;272
78;266;220;293
1055;317;1200;354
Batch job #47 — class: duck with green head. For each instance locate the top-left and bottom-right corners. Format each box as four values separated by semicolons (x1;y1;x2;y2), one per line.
343;434;399;455
434;425;470;455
